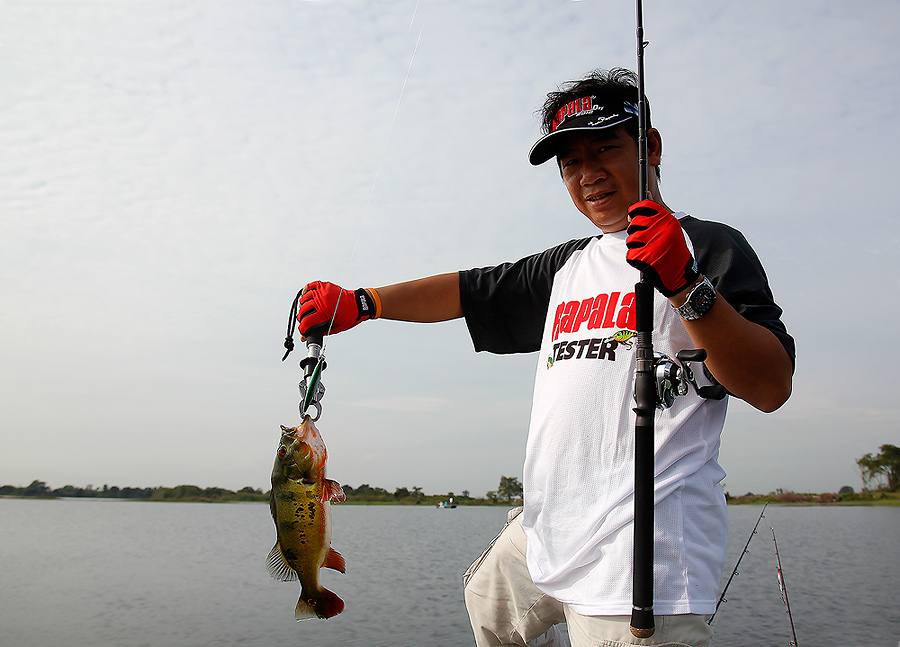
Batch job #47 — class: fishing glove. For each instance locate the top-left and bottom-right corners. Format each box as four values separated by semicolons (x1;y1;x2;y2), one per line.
625;200;700;297
297;281;381;337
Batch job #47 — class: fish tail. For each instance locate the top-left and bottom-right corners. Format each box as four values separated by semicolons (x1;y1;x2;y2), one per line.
295;587;345;621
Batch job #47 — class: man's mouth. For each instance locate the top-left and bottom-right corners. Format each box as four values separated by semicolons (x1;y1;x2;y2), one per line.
586;191;614;203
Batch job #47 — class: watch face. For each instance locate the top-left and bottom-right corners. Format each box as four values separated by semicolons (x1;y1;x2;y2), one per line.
691;283;716;314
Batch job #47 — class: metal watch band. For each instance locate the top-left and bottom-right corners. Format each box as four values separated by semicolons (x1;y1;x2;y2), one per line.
675;276;716;321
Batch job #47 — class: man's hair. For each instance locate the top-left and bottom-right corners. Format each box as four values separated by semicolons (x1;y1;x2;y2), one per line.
538;68;660;178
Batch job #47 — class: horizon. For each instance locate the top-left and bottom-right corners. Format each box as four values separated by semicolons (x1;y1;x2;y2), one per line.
2;476;873;499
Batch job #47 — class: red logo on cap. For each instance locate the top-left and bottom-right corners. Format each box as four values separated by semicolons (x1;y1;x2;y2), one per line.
552;96;594;132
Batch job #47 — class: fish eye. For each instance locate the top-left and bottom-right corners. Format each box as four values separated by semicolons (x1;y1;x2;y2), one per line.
278;445;288;457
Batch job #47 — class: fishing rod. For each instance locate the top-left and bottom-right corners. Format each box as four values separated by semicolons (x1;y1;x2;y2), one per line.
630;0;657;638
772;527;799;647
629;0;656;638
707;503;768;626
629;2;729;635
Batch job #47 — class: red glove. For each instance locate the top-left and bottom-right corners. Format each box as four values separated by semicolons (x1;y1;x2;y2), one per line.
626;200;699;297
297;281;380;337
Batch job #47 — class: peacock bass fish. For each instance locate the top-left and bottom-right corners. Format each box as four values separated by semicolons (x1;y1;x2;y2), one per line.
267;415;346;620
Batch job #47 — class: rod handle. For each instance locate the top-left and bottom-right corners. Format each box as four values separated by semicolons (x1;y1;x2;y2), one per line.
629;607;655;638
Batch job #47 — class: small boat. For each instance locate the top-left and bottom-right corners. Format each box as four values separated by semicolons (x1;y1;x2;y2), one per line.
436;497;457;509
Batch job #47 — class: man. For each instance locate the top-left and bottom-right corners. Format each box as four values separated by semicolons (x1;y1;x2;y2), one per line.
297;68;794;646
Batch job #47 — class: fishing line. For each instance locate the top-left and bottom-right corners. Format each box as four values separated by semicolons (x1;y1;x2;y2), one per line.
408;0;421;31
321;6;425;355
285;2;426;419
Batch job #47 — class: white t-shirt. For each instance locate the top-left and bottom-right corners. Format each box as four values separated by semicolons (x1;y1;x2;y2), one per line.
459;213;794;616
523;228;727;615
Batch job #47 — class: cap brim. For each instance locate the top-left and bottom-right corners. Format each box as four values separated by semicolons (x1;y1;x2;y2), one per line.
528;116;634;166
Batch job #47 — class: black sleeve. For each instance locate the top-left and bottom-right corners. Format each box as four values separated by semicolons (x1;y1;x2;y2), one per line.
458;237;595;354
681;216;796;368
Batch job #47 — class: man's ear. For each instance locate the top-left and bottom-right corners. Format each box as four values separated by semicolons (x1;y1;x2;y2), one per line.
647;128;662;166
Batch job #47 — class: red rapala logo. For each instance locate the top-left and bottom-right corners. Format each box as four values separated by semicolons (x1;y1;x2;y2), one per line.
552;96;593;131
552;291;635;341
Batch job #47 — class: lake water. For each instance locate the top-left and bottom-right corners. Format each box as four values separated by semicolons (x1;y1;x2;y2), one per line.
0;499;897;647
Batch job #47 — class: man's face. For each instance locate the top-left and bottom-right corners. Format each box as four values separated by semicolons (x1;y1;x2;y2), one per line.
556;126;642;233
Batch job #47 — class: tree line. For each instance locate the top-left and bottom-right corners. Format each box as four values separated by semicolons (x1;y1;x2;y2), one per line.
0;481;269;502
856;444;900;492
343;476;525;505
9;447;895;506
0;476;526;505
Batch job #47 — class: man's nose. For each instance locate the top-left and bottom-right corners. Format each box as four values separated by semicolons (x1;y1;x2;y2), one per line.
580;156;605;185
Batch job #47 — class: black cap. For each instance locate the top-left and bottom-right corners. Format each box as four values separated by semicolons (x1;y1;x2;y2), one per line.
529;96;639;165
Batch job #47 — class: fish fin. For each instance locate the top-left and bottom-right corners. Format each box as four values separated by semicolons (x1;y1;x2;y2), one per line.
322;548;346;573
295;588;344;621
266;542;298;582
318;479;346;504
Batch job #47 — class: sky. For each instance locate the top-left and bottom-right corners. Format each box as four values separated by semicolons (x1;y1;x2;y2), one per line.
1;0;898;498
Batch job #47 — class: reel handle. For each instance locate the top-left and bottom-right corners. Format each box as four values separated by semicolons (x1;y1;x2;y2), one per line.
676;349;727;401
675;348;706;363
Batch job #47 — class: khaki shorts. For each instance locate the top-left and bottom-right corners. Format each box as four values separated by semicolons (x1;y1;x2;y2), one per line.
463;508;713;647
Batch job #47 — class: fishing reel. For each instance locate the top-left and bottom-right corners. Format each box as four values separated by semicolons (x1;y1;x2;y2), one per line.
652;348;726;409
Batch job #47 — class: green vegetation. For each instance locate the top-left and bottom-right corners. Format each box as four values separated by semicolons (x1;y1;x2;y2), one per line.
485;476;524;505
0;480;269;503
856;444;900;492
342;476;524;506
8;448;900;507
344;484;471;505
725;489;900;506
724;444;900;507
0;476;526;506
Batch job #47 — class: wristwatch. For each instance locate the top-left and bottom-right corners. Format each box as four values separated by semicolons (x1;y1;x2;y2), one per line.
675;276;716;321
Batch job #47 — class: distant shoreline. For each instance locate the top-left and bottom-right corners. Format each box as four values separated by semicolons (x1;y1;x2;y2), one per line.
726;491;900;506
2;494;898;506
3;481;898;506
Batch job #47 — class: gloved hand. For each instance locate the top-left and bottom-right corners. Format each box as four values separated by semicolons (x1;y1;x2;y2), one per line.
297;281;380;337
625;200;700;297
